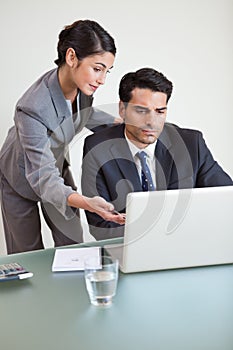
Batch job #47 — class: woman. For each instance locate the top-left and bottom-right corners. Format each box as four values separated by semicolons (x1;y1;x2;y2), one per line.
0;19;124;254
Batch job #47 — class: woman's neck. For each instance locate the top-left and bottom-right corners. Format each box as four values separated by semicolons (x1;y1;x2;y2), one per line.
58;66;79;103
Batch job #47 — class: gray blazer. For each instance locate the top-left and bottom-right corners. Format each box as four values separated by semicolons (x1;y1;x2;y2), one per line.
0;68;103;219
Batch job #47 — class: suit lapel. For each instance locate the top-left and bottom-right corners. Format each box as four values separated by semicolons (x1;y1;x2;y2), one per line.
48;70;75;144
48;69;70;124
108;126;142;191
60;92;93;144
77;92;93;132
155;125;174;190
48;72;93;144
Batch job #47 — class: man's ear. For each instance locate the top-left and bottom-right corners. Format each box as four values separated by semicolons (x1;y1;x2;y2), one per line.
65;48;77;68
119;101;126;120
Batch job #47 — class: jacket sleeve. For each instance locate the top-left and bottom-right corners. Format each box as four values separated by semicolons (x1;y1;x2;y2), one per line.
85;107;115;132
195;132;233;187
16;111;76;219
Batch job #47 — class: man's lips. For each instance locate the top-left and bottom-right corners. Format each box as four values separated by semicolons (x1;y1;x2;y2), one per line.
141;129;157;135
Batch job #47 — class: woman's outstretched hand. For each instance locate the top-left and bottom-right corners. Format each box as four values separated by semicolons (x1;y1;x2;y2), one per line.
84;196;126;225
67;193;126;225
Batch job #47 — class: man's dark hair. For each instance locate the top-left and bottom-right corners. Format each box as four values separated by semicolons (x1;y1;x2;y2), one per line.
54;19;116;67
119;68;173;103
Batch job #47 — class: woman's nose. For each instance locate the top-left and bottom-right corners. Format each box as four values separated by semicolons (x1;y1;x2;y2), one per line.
96;73;106;85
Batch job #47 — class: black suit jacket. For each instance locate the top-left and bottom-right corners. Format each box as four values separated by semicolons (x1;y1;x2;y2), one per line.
81;123;233;240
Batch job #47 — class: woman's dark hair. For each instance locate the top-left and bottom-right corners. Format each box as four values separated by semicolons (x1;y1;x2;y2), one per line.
119;68;173;103
54;19;116;67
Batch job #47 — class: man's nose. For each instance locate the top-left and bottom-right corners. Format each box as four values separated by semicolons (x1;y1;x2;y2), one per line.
145;111;156;123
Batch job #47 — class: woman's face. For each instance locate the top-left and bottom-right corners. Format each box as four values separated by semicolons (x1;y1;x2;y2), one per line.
72;52;115;96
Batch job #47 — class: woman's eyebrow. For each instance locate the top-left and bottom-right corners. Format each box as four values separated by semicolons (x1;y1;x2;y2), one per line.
95;62;114;69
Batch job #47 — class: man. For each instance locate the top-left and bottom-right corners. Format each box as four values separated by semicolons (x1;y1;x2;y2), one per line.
81;68;233;240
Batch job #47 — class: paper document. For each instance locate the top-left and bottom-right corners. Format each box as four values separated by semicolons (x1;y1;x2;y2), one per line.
52;246;101;272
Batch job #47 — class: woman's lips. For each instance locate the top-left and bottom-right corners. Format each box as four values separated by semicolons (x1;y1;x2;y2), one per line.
89;84;98;92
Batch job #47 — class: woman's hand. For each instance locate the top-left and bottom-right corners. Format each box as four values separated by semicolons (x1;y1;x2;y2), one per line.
67;193;126;225
84;196;126;225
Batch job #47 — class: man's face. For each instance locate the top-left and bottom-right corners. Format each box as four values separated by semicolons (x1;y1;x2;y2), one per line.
119;88;167;149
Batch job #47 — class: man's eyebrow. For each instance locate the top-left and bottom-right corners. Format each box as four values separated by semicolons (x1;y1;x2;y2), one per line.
133;105;167;111
95;62;114;69
134;105;150;110
156;106;167;111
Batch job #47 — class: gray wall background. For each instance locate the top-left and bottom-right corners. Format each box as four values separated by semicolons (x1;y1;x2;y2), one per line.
0;0;232;255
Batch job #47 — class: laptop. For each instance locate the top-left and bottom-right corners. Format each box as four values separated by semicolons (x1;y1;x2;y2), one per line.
105;186;233;273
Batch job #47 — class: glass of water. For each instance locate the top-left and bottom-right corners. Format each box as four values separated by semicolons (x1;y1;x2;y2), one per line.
84;255;119;307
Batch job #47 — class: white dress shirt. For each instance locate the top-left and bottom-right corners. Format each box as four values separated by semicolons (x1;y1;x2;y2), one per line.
66;93;81;131
124;131;157;187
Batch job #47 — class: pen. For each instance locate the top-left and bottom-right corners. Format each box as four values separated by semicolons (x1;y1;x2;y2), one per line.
112;210;126;217
0;272;33;282
112;210;121;215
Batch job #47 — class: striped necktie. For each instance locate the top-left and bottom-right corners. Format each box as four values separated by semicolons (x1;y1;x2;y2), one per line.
136;151;155;191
